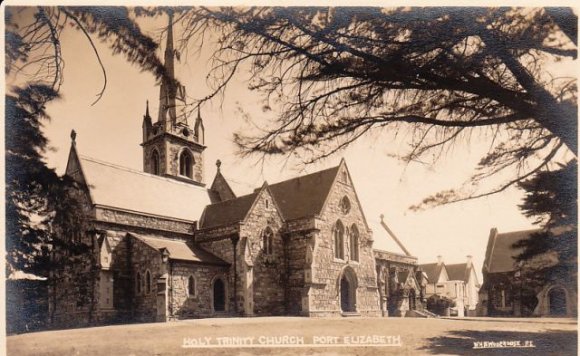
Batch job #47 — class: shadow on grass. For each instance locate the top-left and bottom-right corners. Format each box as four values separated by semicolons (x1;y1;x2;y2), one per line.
419;329;577;355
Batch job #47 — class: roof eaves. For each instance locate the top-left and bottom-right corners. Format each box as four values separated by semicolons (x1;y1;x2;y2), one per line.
316;162;342;223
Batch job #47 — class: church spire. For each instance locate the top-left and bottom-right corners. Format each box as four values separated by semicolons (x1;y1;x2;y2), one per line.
164;11;175;82
194;106;205;144
142;9;206;186
158;10;178;127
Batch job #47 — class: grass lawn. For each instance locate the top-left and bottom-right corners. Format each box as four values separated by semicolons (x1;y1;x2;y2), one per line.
6;317;577;355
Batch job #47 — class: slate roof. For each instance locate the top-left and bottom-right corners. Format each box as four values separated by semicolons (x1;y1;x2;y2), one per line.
199;192;257;229
200;165;340;229
484;229;539;273
209;170;237;203
419;263;444;283
268;166;340;221
446;263;469;282
77;155;211;221
130;233;229;266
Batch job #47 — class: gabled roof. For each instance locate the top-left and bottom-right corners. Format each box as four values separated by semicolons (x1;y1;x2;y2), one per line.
446;263;469;282
129;233;228;266
199;192;258;229
483;228;538;273
200;164;340;228
209;168;237;203
268;166;340;221
420;263;445;283
71;153;211;221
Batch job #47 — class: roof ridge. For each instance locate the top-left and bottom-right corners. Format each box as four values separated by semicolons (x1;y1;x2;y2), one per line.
497;227;542;236
268;164;340;187
78;154;208;190
205;191;258;208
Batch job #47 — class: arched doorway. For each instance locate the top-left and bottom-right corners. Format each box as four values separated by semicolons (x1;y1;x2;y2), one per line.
339;267;357;312
213;278;226;312
548;287;567;316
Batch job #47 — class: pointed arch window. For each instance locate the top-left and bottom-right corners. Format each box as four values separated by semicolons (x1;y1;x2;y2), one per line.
350;224;359;262
188;275;196;297
263;227;274;255
136;272;142;295
334;220;345;260
340;196;351;215
145;270;152;294
179;150;193;178
151;150;160;175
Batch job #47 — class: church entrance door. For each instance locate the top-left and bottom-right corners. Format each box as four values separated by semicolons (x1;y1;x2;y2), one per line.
213;279;226;312
548;287;567;316
340;268;356;312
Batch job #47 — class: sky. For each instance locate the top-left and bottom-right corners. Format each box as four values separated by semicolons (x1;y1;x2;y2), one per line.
8;8;574;278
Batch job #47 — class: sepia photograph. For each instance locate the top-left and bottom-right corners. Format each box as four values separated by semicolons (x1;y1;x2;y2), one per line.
3;4;578;355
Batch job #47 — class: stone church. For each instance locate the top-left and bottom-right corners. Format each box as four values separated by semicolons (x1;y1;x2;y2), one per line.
48;15;426;328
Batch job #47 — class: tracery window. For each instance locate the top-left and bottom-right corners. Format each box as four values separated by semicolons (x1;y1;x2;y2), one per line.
179;150;193;178
339;196;351;214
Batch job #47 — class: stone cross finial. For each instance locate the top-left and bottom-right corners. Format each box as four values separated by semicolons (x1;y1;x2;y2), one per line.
216;159;222;172
70;129;77;145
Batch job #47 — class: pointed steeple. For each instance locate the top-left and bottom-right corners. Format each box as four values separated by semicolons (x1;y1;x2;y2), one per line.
142;100;152;141
143;100;152;123
158;10;177;127
141;9;206;186
164;11;175;83
194;106;205;144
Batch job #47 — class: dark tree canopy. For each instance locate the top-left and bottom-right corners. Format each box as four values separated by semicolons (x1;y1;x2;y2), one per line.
513;160;577;288
4;6;169;275
176;6;577;207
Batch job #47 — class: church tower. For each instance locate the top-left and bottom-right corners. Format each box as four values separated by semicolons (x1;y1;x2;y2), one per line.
141;11;206;186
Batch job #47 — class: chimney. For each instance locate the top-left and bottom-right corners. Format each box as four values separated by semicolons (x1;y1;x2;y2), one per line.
437;255;443;265
466;255;473;267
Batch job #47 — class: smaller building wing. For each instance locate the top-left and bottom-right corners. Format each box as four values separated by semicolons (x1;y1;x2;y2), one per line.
199;193;258;229
484;228;538;273
129;233;229;266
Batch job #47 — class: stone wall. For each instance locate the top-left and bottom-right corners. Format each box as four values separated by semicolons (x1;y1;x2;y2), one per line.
239;188;286;316
198;237;237;314
129;236;164;323
96;207;194;235
306;167;380;317
166;136;204;184
375;258;423;316
169;262;230;319
285;230;311;315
